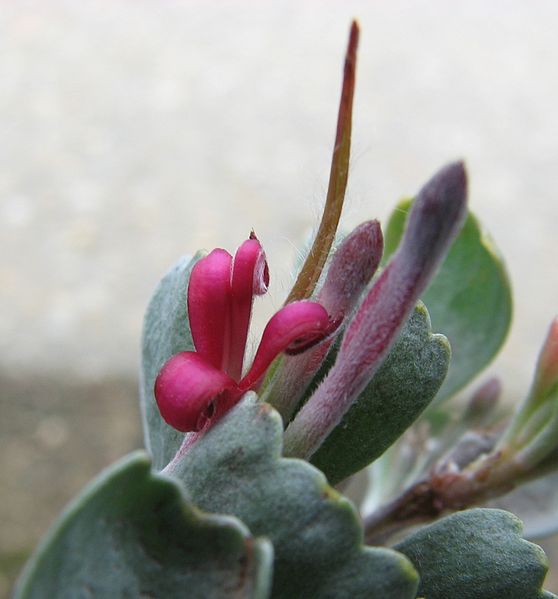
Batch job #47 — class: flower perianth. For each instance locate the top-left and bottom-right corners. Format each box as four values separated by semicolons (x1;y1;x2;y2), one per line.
187;249;233;373
155;236;333;436
240;300;333;392
283;162;468;459
187;235;268;380
229;234;269;379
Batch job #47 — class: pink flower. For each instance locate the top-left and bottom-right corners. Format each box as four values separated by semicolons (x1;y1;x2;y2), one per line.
154;233;333;433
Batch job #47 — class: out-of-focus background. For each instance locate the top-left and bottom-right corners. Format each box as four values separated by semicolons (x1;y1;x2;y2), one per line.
1;1;558;595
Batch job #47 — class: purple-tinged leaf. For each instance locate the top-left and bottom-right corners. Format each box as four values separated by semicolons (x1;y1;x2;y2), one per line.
283;162;467;460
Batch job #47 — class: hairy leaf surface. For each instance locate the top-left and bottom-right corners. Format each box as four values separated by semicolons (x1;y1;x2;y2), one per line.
384;202;512;402
14;452;272;599
311;302;450;484
395;508;555;599
170;394;419;599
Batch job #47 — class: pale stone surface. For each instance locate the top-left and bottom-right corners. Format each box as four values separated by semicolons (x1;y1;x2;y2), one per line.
1;1;558;594
1;0;557;396
0;0;558;394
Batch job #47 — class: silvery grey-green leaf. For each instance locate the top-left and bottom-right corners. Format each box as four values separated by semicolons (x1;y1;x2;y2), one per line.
169;393;419;599
311;301;450;484
140;254;201;470
395;508;554;599
14;451;273;599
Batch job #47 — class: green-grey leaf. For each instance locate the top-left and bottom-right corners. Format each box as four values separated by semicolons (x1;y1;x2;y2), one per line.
140;254;201;470
383;201;512;403
14;451;273;599
169;393;419;599
310;301;450;484
395;508;554;599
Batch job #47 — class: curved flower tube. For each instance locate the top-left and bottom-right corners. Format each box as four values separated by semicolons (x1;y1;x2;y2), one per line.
239;301;333;391
155;235;332;433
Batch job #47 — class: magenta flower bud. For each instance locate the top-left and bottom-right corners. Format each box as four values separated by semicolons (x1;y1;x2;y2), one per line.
187;248;234;373
229;234;270;379
187;234;269;380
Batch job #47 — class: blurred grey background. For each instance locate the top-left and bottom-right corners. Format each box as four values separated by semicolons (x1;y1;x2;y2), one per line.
1;1;558;595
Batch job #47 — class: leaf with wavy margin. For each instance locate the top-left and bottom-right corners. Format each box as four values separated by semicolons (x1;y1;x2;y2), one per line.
311;301;450;484
168;393;419;599
395;508;555;599
14;451;272;599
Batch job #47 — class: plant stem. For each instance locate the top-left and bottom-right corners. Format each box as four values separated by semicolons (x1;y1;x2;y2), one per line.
286;20;358;303
364;480;441;545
